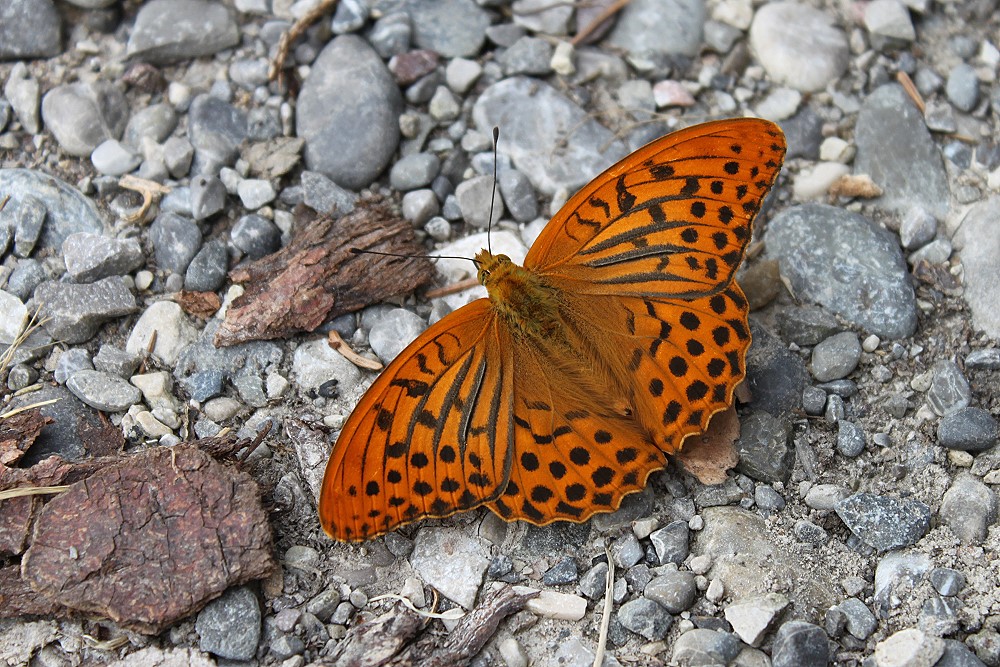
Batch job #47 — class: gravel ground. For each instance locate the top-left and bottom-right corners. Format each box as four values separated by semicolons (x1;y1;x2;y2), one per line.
0;0;999;666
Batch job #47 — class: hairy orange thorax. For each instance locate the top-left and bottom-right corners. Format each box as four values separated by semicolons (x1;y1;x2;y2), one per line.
474;250;561;339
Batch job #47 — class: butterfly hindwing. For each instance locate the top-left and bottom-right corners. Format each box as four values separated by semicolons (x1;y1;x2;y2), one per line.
319;299;516;541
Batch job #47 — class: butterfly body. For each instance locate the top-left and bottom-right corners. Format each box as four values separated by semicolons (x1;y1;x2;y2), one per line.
320;119;786;542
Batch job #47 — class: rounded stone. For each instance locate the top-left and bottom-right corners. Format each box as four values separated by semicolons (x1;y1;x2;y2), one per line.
938;407;999;452
811;331;862;382
750;2;849;93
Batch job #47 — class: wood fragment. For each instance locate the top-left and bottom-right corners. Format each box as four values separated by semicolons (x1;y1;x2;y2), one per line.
828;173;883;199
173;290;223;319
328;330;383;371
424;277;479;299
571;0;632;46
329;603;427;667
593;544;614;667
215;201;435;347
896;71;926;114
269;0;339;82
118;174;171;224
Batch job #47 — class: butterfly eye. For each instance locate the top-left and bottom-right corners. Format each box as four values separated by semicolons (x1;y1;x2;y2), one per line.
481;270;490;279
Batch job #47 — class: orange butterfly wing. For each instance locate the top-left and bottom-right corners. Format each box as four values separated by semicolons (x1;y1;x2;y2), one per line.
320;118;785;541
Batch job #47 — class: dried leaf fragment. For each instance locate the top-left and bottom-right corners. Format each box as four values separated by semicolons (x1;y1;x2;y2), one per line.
829;173;883;199
675;405;741;485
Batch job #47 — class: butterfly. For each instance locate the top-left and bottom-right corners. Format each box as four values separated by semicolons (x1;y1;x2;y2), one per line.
319;118;786;541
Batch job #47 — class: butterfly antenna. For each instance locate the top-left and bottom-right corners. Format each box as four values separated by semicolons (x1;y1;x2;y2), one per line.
487;126;500;256
349;247;478;267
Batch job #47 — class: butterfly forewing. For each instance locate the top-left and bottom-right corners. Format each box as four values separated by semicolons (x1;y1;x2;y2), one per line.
525;119;786;299
319;300;516;541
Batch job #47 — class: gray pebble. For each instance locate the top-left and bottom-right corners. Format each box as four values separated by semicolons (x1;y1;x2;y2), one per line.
163;137;195;178
423;216;452;242
0;0;61;59
54;348;94;385
735;411;794;483
127;0;239;64
644;571;697;613
835;492;931;551
965;348;1000;370
185;240;229;292
428;86;461;121
541;557;578;586
123;103;178;147
390;153;441;191
13;195;45;258
779;304;841;346
4;63;41;134
832;597;876;640
793;519;828;545
229;59;270;90
66;369;142;412
811;331;862;382
930;567;966;597
818;379;859;397
772;621;829;667
498;36;554;76
938;406;998;451
150;212;203;273
188;94;247;172
672;629;743;665
93;345;141;378
40;82;129;157
577;561;608;599
35;277;138;344
754;485;786;512
939;473;997;544
488;553;514;580
368;12;411;59
368;308;426;363
927;360;972;416
408;0;490;58
446;58;482;93
7;364;38;391
456;175;504;228
91;140;141;176
301;171;357;216
649;520;689;565
297;35;402;190
802;386;827;416
610;533;644;568
499;169;539;223
938;638;989;667
617;597;672;641
837;421;867;458
6;259;48;301
946;63;980;112
269;634;305;660
237;179;277;210
63;233;144;282
190;175;227;221
899;207;937;250
196;585;261;661
401;189;440;226
306;586;343;623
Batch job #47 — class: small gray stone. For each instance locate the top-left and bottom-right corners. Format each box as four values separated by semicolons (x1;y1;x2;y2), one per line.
410;528;489;610
446;58;482;93
749;2;848;92
306;586;343;623
649;520;689;565
301;171;358;216
754;485;786;512
408;0;490;58
188;94;247;171
4;63;42;133
150;212;203;274
190;175;227;221
899;207;937;250
672;629;743;665
938;639;990;667
13;195;45;259
270;634;305;660
163;137;195;178
127;0;239;64
66;370;142;412
424;216;451;242
832;597;876;640
428;86;461;121
938;407;998;451
778;305;841;346
865;0;915;46
772;621;829;667
231;214;280;260
401;189;440;226
390;153;441;191
237;179;276;210
735;411;795;483
929;568;966;597
837;421;867;458
196;586;261;661
40;82;129;157
0;0;61;59
498;36;554;76
368;308;427;364
793;519;828;545
35;277;138;344
63;233;144;282
93;345;141;378
966;348;1000;370
6;259;47;301
541;557;578;586
498;170;539;223
835;492;931;552
802;386;827;416
811;331;862;382
939;473;997;544
578;561;609;600
185;240;229;292
123;103;178;148
456;175;504;228
927;360;972;416
610;533;644;569
617;597;672;641
644;571;697;614
368;12;411;59
54;349;94;385
91;140;141;176
946;63;980;113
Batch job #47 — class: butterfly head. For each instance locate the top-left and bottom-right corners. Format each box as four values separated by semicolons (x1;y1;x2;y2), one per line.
473;249;513;288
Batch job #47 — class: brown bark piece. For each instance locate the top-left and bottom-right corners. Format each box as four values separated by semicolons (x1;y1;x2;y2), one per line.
0;495;36;556
674;405;741;485
215;201;435;347
0;409;52;466
174;290;223;319
390;585;538;667
0;563;65;617
330;604;427;667
20;444;276;634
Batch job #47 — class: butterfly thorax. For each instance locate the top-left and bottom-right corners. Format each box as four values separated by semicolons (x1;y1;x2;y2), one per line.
475;250;563;340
